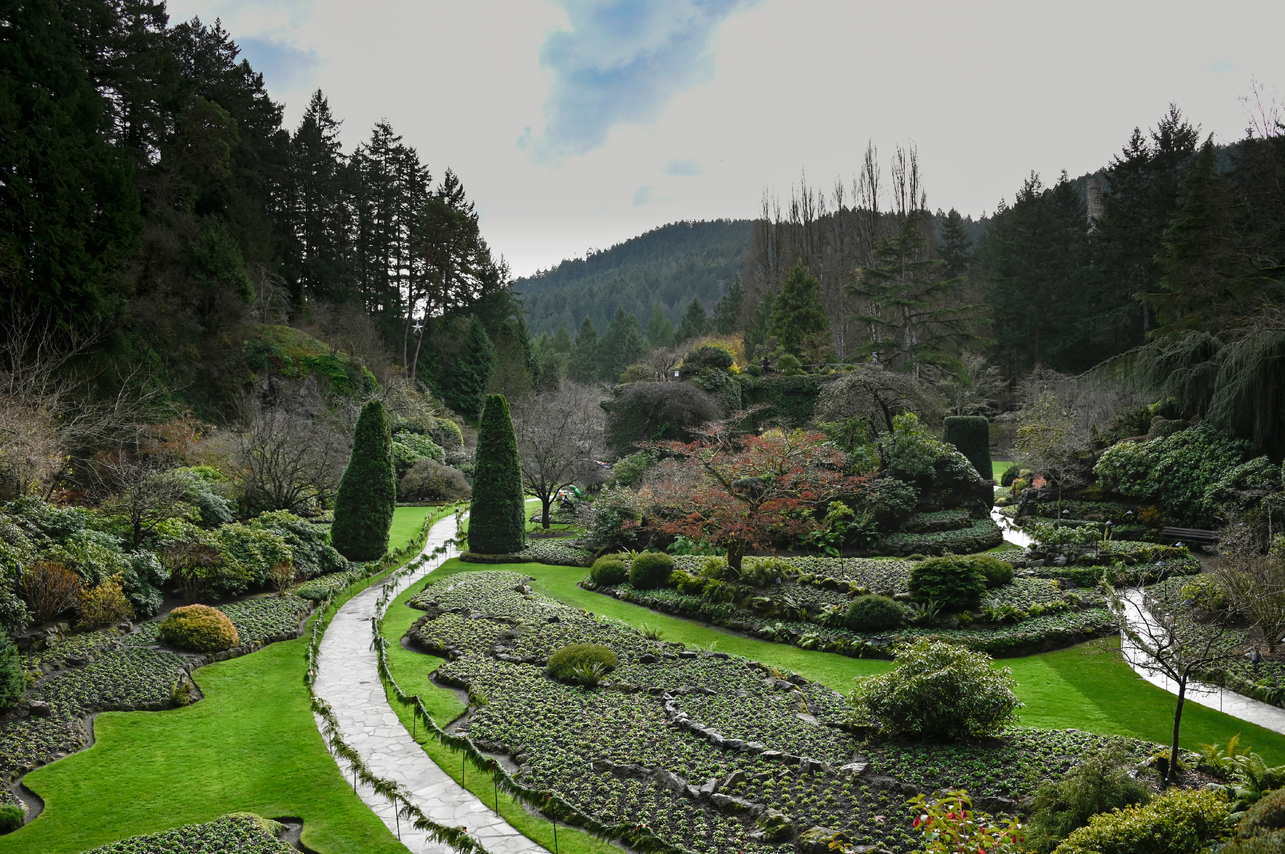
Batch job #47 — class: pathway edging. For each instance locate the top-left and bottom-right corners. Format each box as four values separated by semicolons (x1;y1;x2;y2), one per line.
312;514;550;854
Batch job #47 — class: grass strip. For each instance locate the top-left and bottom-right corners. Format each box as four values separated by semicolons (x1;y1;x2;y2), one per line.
1;505;453;854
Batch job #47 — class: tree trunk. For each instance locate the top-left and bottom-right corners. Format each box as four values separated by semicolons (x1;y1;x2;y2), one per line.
541;496;552;529
1169;678;1187;785
727;543;745;572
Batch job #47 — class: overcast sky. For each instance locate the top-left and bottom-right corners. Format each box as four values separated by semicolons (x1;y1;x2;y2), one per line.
166;0;1285;278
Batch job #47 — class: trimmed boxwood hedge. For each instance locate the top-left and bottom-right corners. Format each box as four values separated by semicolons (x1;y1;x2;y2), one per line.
628;551;674;590
590;556;628;585
468;394;526;555
331;400;397;561
944;416;992;481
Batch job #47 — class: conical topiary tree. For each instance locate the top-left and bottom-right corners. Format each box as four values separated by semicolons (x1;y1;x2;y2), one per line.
331;399;396;561
468;394;525;554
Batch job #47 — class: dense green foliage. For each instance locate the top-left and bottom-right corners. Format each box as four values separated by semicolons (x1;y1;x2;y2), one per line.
843;594;904;632
398;459;472;502
908;555;987;610
468;395;525;554
76;815;293;854
851;639;1022;741
158;604;240;653
332;400;397;561
1024;747;1153;853
1094;423;1249;525
767;261;831;358
1052;788;1229;854
589;556;628;586
0;636;24;710
627;552;674;590
943;416;991;481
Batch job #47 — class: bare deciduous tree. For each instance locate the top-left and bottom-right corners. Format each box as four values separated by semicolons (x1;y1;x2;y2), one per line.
92;450;194;549
1109;584;1247;783
512;384;604;528
236;387;350;515
1216;523;1285;653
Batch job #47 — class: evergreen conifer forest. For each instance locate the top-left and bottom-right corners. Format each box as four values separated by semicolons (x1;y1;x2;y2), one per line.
3;2;1285;853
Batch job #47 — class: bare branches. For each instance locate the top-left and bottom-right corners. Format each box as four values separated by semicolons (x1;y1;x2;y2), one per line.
512;384;604;528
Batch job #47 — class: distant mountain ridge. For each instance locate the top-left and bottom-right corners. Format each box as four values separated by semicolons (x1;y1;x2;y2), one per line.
514;219;754;335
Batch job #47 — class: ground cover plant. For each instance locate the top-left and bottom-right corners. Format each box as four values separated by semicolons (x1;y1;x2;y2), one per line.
585;553;1115;659
77;814;294;854
394;567;1184;854
0;504;440;852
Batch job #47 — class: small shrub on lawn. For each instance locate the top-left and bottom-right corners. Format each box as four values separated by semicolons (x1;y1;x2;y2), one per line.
850;638;1021;741
629;551;675;590
77;574;134;629
844;595;904;632
399;458;472;503
159;604;239;652
1052;788;1228;854
1025;746;1152;853
590;556;628;586
0;803;23;833
909;555;986;611
546;643;617;686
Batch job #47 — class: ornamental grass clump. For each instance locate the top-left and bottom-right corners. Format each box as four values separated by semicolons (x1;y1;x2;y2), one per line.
850;638;1021;741
1024;746;1152;853
546;643;617;687
628;551;674;589
158;604;239;653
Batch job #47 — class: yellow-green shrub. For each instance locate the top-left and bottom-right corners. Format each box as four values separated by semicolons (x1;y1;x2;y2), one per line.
1052;788;1229;854
159;604;239;652
77;575;134;629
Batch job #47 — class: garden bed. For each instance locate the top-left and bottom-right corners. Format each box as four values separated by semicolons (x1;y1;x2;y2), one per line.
877;518;1003;556
402;570;1158;854
78;814;294;854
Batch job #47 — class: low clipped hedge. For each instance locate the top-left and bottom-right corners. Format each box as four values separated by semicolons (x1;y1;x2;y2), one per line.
0;802;22;833
546;644;618;685
629;552;674;590
158;604;240;653
1052;788;1229;854
970;554;1015;588
590;556;629;586
844;595;904;632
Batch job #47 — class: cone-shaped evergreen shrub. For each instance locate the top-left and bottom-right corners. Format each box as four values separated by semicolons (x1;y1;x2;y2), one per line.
943;416;992;480
468;394;525;554
332;400;396;561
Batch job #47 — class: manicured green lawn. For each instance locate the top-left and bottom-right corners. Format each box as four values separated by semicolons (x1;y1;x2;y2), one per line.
393;558;1285;769
991;459;1013;479
2;636;403;854
1;505;454;854
387;504;436;554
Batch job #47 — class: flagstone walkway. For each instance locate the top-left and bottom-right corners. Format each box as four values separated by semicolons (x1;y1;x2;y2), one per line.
312;514;550;854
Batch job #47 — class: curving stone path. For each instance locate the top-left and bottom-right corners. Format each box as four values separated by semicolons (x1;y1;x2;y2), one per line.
312;514;550;854
1116;588;1285;736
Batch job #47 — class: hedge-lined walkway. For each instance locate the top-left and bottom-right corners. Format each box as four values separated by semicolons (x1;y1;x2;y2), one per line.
312;514;549;854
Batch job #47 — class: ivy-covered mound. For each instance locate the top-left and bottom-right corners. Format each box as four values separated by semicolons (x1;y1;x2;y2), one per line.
583;554;1116;658
0;595;311;798
403;570;1160;854
79;813;293;854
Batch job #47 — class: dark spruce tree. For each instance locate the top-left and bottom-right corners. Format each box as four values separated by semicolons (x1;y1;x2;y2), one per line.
445;317;496;419
331;400;396;561
468;394;526;554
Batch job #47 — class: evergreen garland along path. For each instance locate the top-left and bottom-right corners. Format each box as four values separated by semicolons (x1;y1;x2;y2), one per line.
0;505;446;854
387;557;1285;768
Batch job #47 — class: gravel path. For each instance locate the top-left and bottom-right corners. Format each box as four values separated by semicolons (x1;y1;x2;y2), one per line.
312;514;550;854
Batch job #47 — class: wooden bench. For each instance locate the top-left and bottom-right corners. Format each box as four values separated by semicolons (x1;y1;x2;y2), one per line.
1160;526;1220;545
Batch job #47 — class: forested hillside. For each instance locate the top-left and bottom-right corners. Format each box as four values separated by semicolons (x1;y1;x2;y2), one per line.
515;219;753;335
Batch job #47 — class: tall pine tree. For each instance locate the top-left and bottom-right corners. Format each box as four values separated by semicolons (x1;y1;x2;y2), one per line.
769;261;831;359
